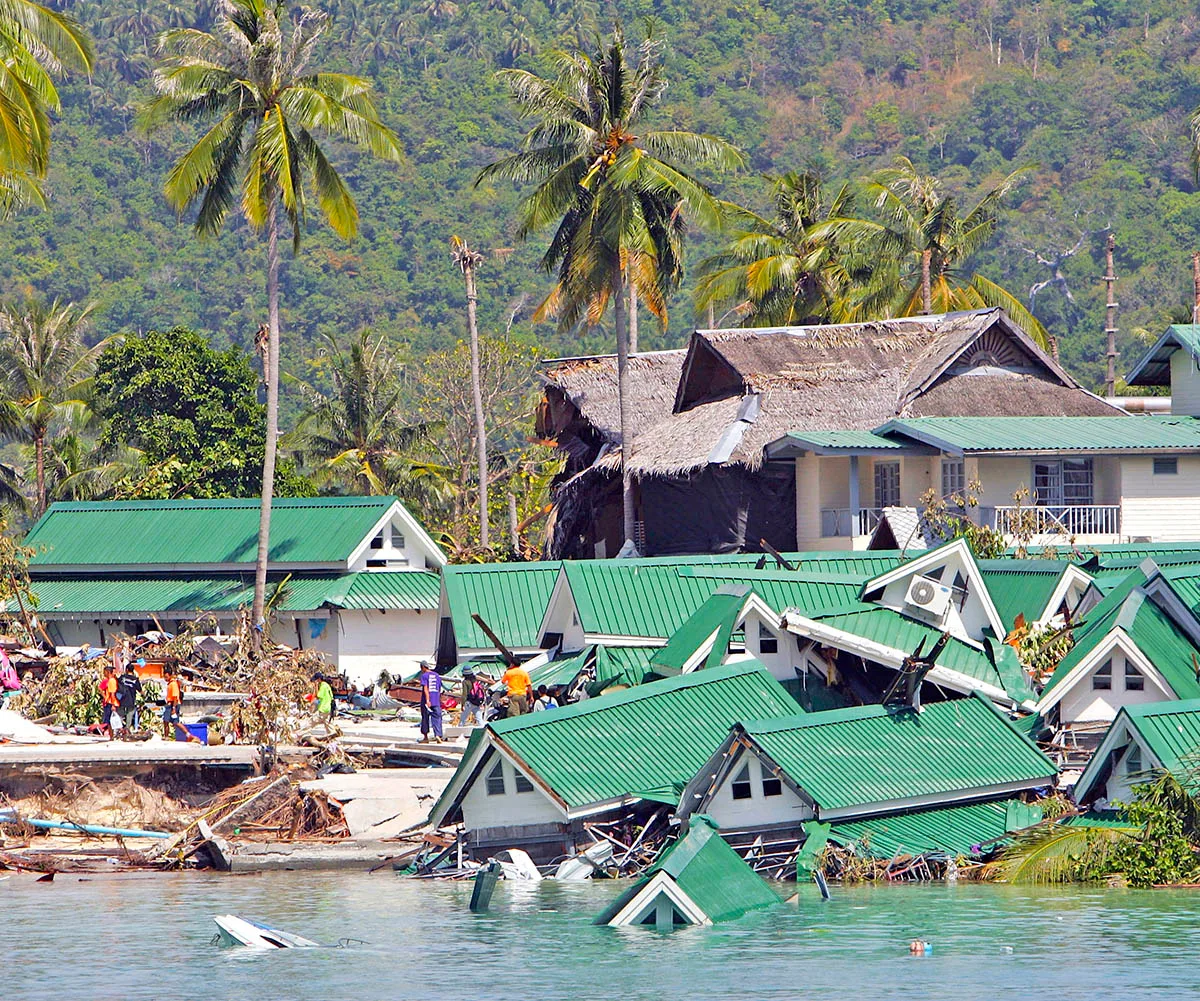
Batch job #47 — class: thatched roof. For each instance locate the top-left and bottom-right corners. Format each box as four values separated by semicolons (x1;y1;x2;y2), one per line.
904;372;1122;418
539;350;685;442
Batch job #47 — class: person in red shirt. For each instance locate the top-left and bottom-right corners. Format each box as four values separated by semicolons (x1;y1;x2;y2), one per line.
100;664;119;737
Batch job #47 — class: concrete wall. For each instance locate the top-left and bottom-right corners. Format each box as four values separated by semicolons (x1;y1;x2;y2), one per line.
1120;455;1200;541
703;747;814;831
1171;349;1200;416
460;752;564;830
1058;645;1172;725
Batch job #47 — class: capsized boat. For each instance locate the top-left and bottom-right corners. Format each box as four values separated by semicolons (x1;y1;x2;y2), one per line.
213;914;320;949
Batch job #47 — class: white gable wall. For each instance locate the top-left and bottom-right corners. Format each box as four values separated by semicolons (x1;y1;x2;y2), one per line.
1120;455;1200;542
460;752;565;829
349;509;436;571
1103;735;1156;805
702;747;814;831
1170;348;1200;416
537;573;587;652
876;548;992;643
741;608;806;682
1058;645;1172;725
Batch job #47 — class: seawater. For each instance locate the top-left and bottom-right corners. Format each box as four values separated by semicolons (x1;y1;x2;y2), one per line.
6;871;1200;1000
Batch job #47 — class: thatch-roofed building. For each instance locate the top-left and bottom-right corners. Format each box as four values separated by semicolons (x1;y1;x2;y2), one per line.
539;309;1121;559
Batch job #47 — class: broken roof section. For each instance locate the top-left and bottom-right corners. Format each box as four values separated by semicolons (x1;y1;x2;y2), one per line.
649;585;757;677
428;660;798;828
596;816;780;927
439;560;563;655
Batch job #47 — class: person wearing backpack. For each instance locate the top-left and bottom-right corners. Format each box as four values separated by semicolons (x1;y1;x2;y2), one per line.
458;668;489;727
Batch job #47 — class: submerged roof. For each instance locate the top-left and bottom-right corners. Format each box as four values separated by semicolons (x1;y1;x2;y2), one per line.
738;694;1055;816
1125;324;1200;387
26;570;441;616
828;798;1043;859
876;415;1200;454
488;661;798;810
25;497;437;570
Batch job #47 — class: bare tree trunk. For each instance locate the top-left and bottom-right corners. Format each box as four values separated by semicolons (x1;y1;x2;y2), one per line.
464;256;488;549
921;249;932;314
252;200;281;649
507;491;518;553
34;432;44;517
614;270;635;549
628;282;638;354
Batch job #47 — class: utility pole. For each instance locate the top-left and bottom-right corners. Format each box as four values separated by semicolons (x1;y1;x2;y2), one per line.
1192;252;1200;323
1103;233;1118;397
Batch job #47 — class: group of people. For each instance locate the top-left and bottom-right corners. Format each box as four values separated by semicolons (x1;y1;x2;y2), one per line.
99;659;185;740
416;659;564;743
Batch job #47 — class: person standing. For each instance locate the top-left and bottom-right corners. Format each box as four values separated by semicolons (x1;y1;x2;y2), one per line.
532;685;559;712
501;660;532;717
457;668;489;727
162;666;184;740
418;661;444;743
99;664;118;735
311;673;335;724
116;663;142;731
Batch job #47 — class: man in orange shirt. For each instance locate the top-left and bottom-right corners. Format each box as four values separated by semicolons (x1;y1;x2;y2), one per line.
501;660;532;717
162;666;184;740
100;664;119;737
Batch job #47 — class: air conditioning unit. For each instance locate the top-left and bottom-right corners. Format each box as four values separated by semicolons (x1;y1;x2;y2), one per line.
904;574;952;619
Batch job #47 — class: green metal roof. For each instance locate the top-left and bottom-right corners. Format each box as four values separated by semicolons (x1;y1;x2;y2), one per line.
590;645;658;694
489;661;799;810
1115;698;1200;776
828;799;1043;859
678;568;869;619
876;415;1200;454
441;560;562;650
26;497;398;568
979;564;1070;631
742;694;1056;814
803;601;1031;700
1125;324;1200;387
650;586;752;676
27;570;440;616
771;429;910;453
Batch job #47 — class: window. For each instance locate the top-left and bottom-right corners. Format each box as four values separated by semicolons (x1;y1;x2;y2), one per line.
941;459;965;499
874;461;900;508
1126;743;1143;777
485;761;506;796
514;772;534;794
391;525;406;548
1033;459;1094;507
1092;658;1112;691
1154;457;1178;476
758;622;778;655
762;776;782;797
369;530;385;550
731;764;753;800
1124;662;1144;692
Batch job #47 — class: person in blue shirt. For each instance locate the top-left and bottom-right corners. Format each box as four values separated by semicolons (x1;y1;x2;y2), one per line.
418;661;444;743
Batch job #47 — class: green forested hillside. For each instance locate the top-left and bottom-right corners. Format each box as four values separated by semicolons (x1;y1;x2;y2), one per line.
14;0;1200;391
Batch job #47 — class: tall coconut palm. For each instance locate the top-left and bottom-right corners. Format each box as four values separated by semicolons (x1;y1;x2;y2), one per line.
477;26;745;546
294;331;430;496
0;0;94;212
0;296;102;516
450;236;490;549
696;171;896;327
142;0;402;638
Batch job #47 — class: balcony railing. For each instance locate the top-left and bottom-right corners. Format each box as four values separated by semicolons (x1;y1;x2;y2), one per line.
992;504;1120;537
821;507;882;538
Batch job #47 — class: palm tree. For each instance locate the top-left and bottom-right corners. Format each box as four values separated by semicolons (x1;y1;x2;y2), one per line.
477;26;745;545
294;331;430;496
0;1;94;213
696;171;895;327
36;401;141;502
142;0;402;638
0;296;102;516
834;156;1049;345
450;236;490;549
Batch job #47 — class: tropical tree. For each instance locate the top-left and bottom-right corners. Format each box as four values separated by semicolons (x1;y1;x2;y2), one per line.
0;0;93;213
477;25;745;545
142;0;402;637
0;296;102;516
696;171;895;327
450;236;490;548
293;331;429;496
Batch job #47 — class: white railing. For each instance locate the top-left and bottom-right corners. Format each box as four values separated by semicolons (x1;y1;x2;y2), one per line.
992;504;1120;537
820;507;883;538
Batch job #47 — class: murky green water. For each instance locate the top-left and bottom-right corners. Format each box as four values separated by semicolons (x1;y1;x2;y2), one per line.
5;871;1200;1000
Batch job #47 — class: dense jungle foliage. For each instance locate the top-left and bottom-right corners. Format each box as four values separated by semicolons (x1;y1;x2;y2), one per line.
8;0;1199;396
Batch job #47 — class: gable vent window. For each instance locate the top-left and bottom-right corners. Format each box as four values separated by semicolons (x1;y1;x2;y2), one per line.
1092;658;1112;691
731;764;753;801
391;525;406;548
762;776;782;797
486;761;506;796
758;623;778;655
369;531;385;550
1125;663;1144;691
514;772;534;794
1153;457;1178;476
1126;743;1143;777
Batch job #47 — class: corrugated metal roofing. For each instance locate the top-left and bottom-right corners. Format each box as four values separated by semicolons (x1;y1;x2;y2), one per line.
26;497;396;568
879;415;1200;453
27;570;440;615
743;694;1055;813
777;429;908;451
490;661;798;809
656;817;781;920
650;587;750;675
680;569;868;618
1125;324;1200;387
1118;700;1200;780
979;565;1068;630
828;799;1042;859
442;561;562;650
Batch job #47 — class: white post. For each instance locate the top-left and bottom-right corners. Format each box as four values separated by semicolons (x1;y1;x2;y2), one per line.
848;455;861;539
